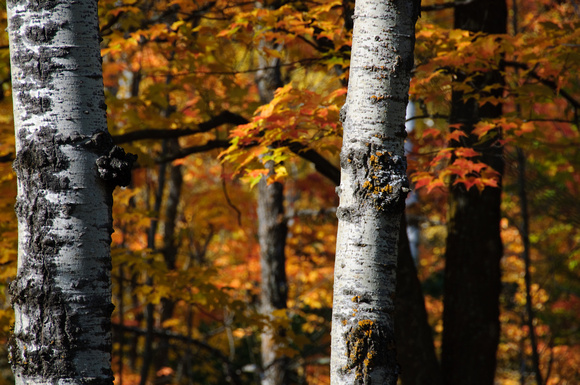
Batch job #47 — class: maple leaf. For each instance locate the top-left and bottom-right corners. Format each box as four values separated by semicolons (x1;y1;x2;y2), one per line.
244;169;268;189
431;148;453;166
472;121;497;139
446;130;468;142
412;173;434;190
426;178;445;193
453;176;480;191
412;172;445;193
452;158;487;174
454;147;481;158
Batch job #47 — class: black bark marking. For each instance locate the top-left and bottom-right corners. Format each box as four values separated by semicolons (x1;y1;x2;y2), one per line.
16;93;52;116
9;0;60;11
51;130;137;189
8;279;75;378
336;206;357;222
8;142;77;380
358;146;409;213
11;46;68;83
25;21;63;44
96;145;137;188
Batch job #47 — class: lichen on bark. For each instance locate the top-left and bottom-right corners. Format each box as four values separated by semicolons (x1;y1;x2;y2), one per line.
342;320;396;385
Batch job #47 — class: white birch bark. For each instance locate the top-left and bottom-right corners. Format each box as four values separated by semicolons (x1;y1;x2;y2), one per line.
331;0;419;384
7;1;134;384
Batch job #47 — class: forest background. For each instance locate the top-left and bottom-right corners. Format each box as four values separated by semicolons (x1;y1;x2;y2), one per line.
0;0;579;384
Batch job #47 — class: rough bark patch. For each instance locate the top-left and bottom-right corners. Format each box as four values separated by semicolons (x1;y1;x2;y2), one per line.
342;320;394;384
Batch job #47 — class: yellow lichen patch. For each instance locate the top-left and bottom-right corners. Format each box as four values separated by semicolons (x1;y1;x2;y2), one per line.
381;185;393;194
358;319;374;328
342;319;387;383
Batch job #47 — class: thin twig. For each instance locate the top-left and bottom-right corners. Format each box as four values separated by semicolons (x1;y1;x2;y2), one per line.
221;165;242;226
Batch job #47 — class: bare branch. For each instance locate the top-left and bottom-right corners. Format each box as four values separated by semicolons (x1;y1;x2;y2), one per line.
503;60;580;110
113;111;248;144
421;0;475;12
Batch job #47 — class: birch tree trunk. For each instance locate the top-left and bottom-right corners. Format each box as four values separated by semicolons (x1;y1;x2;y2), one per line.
331;1;419;384
7;1;134;384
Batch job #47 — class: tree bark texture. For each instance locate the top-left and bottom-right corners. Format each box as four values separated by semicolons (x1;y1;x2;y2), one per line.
7;1;134;384
441;1;507;385
255;12;290;383
257;176;290;385
331;1;419;384
155;155;183;376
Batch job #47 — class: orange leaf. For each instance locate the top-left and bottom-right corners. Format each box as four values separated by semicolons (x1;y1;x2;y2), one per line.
454;147;481;158
413;173;434;190
472;122;496;139
426;178;445;193
422;128;442;138
453;176;480;191
452;158;487;173
446;130;468;142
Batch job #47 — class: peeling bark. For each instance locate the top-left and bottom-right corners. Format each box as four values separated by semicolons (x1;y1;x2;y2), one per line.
331;0;419;384
7;1;134;384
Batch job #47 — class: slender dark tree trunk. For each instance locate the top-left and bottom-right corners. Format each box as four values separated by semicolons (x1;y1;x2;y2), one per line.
516;148;544;385
257;174;290;385
255;16;291;383
155;142;183;377
441;2;507;385
140;154;168;385
396;216;443;385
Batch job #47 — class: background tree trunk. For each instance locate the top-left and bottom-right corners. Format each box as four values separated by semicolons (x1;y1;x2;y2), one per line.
258;176;289;385
331;0;419;383
441;1;507;385
255;13;291;383
7;1;133;384
396;217;443;385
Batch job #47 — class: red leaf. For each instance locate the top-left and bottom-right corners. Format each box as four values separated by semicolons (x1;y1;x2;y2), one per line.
453;176;480;191
446;130;468;142
454;147;481;158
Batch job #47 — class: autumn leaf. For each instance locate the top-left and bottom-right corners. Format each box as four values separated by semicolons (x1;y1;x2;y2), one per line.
446;129;468;142
454;147;481;158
